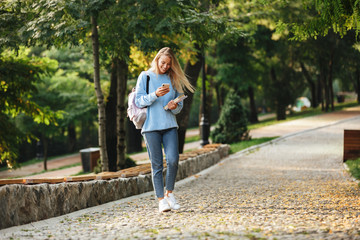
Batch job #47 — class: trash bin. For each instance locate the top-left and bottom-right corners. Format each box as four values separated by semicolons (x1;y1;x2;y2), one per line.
80;148;100;172
336;94;345;103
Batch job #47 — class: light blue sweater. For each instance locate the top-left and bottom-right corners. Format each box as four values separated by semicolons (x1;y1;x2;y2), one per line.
135;71;183;133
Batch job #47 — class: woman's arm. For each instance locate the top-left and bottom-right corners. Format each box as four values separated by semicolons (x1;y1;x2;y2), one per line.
134;72;158;108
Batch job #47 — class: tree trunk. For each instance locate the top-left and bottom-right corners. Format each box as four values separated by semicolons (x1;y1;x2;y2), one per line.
198;81;213;127
67;124;76;153
42;136;48;171
203;64;217;125
176;45;203;153
300;62;318;108
214;83;224;113
106;59;118;171
328;50;335;111
270;67;286;120
319;61;329;112
91;15;108;172
317;73;325;111
248;86;258;123
276;104;286;120
116;58;128;169
356;69;360;104
126;118;143;153
80;119;93;149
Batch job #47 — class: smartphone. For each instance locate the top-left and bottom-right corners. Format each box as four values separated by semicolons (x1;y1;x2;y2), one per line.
162;83;170;88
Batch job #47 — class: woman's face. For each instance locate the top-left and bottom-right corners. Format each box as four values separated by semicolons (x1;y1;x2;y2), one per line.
157;55;171;74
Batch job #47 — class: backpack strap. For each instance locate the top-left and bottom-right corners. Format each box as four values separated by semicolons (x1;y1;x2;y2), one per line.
146;71;150;94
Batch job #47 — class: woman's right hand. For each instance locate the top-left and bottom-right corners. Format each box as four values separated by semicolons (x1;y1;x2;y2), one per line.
155;86;170;97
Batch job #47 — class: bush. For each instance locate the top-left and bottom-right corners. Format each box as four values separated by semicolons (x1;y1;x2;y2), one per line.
345;157;360;180
211;91;249;144
93;156;137;174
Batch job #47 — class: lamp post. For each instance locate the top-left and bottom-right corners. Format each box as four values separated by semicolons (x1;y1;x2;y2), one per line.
200;50;210;146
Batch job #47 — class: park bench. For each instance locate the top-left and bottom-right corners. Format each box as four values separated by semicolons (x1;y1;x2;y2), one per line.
343;129;360;162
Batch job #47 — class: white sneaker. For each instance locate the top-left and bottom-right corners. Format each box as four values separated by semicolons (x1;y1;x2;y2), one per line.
159;199;171;213
165;193;181;210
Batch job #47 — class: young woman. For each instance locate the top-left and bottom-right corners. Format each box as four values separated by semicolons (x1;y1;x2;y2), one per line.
135;47;195;213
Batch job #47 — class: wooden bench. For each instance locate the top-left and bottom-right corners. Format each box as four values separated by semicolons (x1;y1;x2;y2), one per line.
343;129;360;162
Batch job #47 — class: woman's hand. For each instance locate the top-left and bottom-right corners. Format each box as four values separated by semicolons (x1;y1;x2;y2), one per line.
167;100;178;110
155;86;170;97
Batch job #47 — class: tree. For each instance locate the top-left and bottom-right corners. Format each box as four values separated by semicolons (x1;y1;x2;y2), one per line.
11;0;117;171
337;33;360;104
211;90;248;143
278;0;360;41
176;0;227;152
258;26;306;120
90;13;109;171
177;44;203;152
216;32;260;123
0;49;59;168
100;0;187;169
32;67;97;169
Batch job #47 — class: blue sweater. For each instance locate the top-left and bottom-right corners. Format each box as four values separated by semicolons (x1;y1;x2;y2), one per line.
135;71;183;133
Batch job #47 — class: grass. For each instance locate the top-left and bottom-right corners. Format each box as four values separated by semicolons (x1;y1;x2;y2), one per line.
184;134;201;143
6;162;82;179
345;157;360;181
248;101;359;130
0;152;78;172
229;137;277;154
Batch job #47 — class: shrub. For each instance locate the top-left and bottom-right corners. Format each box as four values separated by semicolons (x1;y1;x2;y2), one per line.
211;91;248;144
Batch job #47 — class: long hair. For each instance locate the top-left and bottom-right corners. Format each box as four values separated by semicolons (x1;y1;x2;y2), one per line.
149;47;195;93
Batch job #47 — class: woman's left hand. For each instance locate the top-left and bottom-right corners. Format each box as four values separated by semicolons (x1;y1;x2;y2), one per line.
167;100;178;110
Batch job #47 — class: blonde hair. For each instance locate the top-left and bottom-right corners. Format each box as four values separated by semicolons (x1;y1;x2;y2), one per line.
149;47;195;93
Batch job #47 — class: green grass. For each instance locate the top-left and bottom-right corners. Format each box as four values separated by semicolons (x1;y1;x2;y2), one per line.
0;152;78;172
6;162;81;179
184;134;200;143
229;137;277;154
345;157;360;181
248;101;359;130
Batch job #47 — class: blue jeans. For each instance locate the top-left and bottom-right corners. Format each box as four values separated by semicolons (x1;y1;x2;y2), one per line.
143;128;179;198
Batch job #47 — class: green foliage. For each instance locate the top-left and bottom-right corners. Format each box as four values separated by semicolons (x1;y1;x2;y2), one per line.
0;0;25;51
179;1;227;47
216;31;259;94
20;0;94;48
26;46;98;158
265;65;304;120
0;49;61;168
274;0;360;40
93;156;136;174
345;157;360;180
211;90;248;144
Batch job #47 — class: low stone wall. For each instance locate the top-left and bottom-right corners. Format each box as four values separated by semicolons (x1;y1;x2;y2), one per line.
0;145;229;230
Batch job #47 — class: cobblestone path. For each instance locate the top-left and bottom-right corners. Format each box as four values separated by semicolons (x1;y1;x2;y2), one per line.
2;117;360;240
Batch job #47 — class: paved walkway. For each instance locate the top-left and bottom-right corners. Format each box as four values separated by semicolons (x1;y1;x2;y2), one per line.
1;106;360;239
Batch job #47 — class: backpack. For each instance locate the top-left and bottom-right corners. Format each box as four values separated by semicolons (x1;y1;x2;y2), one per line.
127;72;150;129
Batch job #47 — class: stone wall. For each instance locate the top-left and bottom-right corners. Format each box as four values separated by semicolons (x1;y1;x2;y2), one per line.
0;145;229;230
